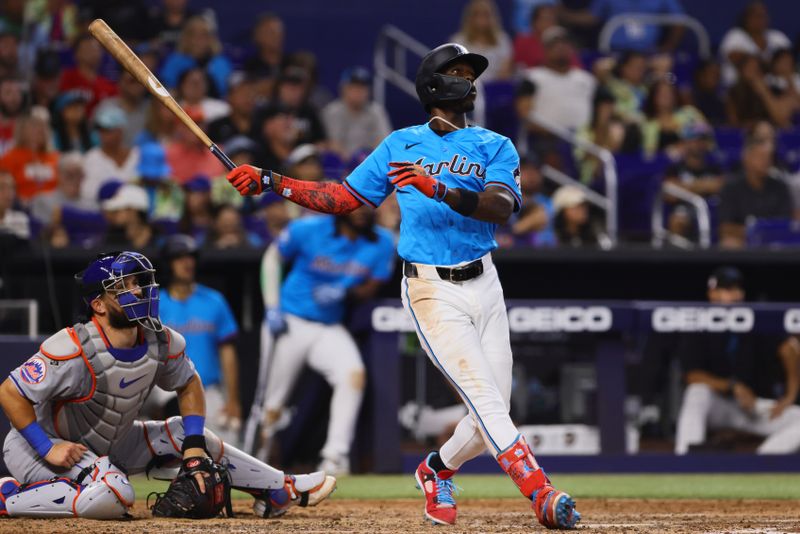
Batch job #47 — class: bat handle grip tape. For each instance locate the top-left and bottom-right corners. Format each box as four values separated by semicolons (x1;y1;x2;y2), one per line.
211;144;257;193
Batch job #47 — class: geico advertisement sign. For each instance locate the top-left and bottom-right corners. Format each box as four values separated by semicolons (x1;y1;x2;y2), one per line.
651;307;753;332
507;307;613;333
784;309;800;334
370;306;614;333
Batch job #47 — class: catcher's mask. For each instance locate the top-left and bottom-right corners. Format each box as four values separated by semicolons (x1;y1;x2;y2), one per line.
75;250;162;332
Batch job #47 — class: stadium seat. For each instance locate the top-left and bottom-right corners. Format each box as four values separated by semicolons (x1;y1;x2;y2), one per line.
482;80;517;139
615;153;671;241
713;127;744;169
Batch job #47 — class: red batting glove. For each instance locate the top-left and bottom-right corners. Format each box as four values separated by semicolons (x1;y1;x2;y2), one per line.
226;165;273;196
388;162;447;201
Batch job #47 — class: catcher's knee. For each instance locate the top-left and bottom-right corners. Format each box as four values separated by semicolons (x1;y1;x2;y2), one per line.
75;471;134;519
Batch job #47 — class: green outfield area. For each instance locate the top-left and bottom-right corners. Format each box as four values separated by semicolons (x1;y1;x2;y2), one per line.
131;473;800;501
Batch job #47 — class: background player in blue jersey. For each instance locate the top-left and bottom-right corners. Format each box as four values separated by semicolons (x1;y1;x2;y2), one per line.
252;207;395;475
150;235;242;445
227;43;580;529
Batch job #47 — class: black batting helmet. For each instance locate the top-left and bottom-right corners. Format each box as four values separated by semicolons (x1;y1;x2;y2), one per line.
415;43;488;112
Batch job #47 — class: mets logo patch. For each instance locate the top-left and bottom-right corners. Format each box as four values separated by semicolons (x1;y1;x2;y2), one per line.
20;356;47;384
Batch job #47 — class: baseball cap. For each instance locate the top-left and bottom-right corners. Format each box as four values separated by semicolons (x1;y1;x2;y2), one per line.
183;174;211;192
224;135;259;158
94;105;127;130
708;266;744;290
162;234;198;261
55;90;89;113
102;184;149;212
286;144;319;167
552;185;587;212
341;66;371;85
97;180;124;202
279;66;309;84
138;143;172;180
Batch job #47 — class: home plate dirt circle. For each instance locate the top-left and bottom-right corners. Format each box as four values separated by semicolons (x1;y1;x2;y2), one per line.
1;498;799;533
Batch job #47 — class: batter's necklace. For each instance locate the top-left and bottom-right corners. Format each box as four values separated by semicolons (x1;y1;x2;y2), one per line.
428;116;466;131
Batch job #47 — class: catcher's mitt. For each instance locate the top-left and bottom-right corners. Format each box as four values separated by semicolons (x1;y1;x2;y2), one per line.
149;456;233;519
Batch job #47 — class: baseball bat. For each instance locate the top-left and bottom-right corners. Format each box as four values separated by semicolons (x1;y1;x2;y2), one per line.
88;19;250;186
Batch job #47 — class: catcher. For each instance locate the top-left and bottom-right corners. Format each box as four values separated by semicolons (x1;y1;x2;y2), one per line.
0;250;336;519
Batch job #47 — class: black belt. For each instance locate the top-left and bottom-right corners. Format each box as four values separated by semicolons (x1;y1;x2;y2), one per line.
403;258;484;282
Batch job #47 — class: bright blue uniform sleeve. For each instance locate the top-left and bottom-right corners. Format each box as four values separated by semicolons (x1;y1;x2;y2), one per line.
343;136;394;208
484;138;522;212
370;231;397;281
277;219;306;260
213;294;238;344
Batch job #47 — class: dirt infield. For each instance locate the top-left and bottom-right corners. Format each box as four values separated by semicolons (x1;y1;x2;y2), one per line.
2;498;799;534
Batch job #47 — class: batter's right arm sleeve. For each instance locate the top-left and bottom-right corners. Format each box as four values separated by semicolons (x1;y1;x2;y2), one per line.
342;135;396;208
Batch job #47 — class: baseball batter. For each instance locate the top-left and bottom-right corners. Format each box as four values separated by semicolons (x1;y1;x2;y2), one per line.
253;208;395;474
0;251;335;519
227;43;580;529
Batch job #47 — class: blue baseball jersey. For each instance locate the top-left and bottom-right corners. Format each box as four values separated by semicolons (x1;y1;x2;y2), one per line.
342;124;522;265
160;284;238;387
278;216;395;324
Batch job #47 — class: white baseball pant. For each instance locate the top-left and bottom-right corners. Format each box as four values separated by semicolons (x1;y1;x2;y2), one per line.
401;253;520;470
260;313;365;462
675;382;800;454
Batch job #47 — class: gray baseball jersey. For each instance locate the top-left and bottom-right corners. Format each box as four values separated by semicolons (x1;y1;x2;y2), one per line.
8;318;195;455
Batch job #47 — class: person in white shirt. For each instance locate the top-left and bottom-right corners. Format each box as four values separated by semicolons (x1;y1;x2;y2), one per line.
81;105;140;207
322;67;391;160
524;26;596;132
0;171;30;240
719;0;791;86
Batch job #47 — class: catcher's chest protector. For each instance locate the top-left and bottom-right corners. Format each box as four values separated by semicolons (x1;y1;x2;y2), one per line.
54;320;168;455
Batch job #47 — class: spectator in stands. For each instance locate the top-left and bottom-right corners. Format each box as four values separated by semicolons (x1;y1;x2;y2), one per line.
176;66;230;123
30;49;61;110
602;51;647;124
59;33;118;114
52;90;92;153
95;70;149;147
208;72;257;144
641;79;708;158
178;174;214;242
0;1;24;38
552;185;610;248
269;66;326;146
451;0;513;81
0;77;24;156
244;13;284;82
24;0;79;50
322;67;391;160
285;144;325;182
719;0;791;87
137;142;183;222
138;100;177;146
0;26;19;79
224;136;259;169
99;183;156;249
79;0;153;42
81;104;140;206
253;195;291;245
764;48;800;118
558;0;685;53
251;104;299;173
575;88;627;183
718;138;793;249
154;234;242;443
206;203;259;249
726;54;793;129
160;15;233;98
523;27;596;132
283;51;334;111
514;4;581;70
689;60;726;126
165;108;225;185
30;151;93;227
0;170;29;241
675;266;800;454
510;156;555;247
663;122;724;238
147;0;197;49
0;107;59;205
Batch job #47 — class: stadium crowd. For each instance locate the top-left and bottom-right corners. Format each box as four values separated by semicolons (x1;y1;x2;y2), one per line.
0;0;799;251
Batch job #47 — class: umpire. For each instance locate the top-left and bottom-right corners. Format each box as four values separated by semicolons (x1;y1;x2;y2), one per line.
674;267;800;454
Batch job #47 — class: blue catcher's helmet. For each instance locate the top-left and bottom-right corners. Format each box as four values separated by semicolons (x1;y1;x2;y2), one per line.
75;251;162;331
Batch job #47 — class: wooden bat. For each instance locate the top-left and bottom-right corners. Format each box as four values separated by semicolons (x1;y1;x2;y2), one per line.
88;19;249;184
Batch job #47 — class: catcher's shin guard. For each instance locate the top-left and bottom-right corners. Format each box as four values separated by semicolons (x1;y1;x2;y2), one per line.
252;471;337;518
496;436;580;529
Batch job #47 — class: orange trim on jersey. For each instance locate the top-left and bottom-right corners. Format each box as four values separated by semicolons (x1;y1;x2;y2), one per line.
142;424;156;458
167;350;185;360
163;420;181;453
102;473;133;506
50;334;97;440
91;317;112;349
39;327;83;360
